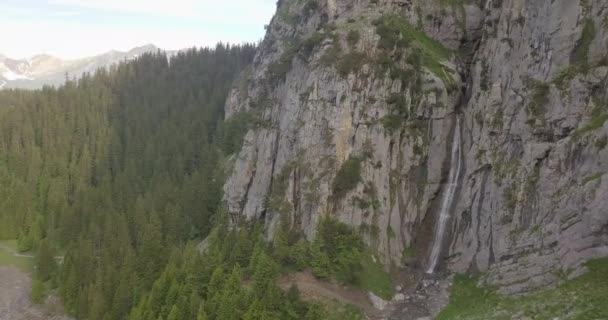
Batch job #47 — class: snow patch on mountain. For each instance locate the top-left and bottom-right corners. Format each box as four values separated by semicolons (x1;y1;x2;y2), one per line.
2;69;32;81
0;44;171;89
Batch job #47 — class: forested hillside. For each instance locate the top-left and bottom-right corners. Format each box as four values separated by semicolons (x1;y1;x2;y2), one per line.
0;45;255;241
0;45;287;319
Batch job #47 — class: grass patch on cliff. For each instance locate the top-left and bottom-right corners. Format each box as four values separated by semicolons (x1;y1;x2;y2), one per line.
374;15;454;86
357;251;393;300
574;105;608;138
437;258;608;320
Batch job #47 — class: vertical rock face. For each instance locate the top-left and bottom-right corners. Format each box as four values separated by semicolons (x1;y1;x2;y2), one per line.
449;0;608;294
224;0;608;294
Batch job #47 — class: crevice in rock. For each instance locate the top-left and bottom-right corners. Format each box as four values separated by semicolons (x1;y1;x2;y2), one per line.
292;166;300;229
259;129;282;223
238;167;256;223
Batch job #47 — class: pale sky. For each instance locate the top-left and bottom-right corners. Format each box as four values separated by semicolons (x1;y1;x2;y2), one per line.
0;0;277;59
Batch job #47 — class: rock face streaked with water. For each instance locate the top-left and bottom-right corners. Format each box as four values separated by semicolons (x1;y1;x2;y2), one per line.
426;116;462;275
223;0;608;298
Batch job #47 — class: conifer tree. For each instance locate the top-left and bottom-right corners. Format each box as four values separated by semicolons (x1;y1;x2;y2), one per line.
197;302;208;320
167;305;180;320
35;239;57;282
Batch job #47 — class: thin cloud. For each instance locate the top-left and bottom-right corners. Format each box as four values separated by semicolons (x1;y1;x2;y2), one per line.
0;3;82;18
47;0;277;24
1;18;254;58
0;0;276;58
48;0;201;17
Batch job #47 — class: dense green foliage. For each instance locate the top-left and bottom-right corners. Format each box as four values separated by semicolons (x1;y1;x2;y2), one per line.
271;215;391;300
222;111;253;155
526;80;550;118
308;218;392;299
332;156;362;199
0;45;259;319
437;258;608;320
310;217;362;283
267;43;299;83
336;52;367;77
346;30;361;47
127;222;313;320
0;45;255;243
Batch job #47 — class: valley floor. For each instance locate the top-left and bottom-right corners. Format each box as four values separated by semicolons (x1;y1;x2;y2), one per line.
279;271;382;318
0;266;70;320
0;241;33;273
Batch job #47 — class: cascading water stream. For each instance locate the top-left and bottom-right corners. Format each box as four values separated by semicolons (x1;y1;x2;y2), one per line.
426;117;462;274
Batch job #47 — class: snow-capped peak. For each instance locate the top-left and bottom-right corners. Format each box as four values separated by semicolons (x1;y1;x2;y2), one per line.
0;44;168;89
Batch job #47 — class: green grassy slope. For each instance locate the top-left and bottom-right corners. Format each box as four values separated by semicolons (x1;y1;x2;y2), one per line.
437;259;608;320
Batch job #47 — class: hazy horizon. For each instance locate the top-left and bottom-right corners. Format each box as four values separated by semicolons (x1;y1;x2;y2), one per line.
1;0;276;59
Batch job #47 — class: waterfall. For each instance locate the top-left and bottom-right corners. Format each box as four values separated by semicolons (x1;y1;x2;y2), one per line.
426;117;462;274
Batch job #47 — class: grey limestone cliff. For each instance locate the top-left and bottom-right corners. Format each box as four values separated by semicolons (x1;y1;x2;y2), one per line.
223;0;608;296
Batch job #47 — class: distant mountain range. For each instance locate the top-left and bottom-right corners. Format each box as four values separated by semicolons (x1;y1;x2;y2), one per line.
0;44;169;89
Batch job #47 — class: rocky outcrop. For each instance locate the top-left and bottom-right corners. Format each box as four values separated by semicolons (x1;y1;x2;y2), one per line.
223;0;608;296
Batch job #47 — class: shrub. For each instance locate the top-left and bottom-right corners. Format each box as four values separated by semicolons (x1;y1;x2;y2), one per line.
386;93;409;114
572;18;596;65
300;32;326;58
381;114;404;133
302;0;319;19
336;52;367;77
267;44;298;83
320;35;342;67
332;156;362;199
596;135;607;149
222;112;252;155
527;80;550;117
310;239;332;279
480;60;490;91
347;30;361;47
289;239;310;270
31;279;45;304
374;16;411;50
311;217;363;284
